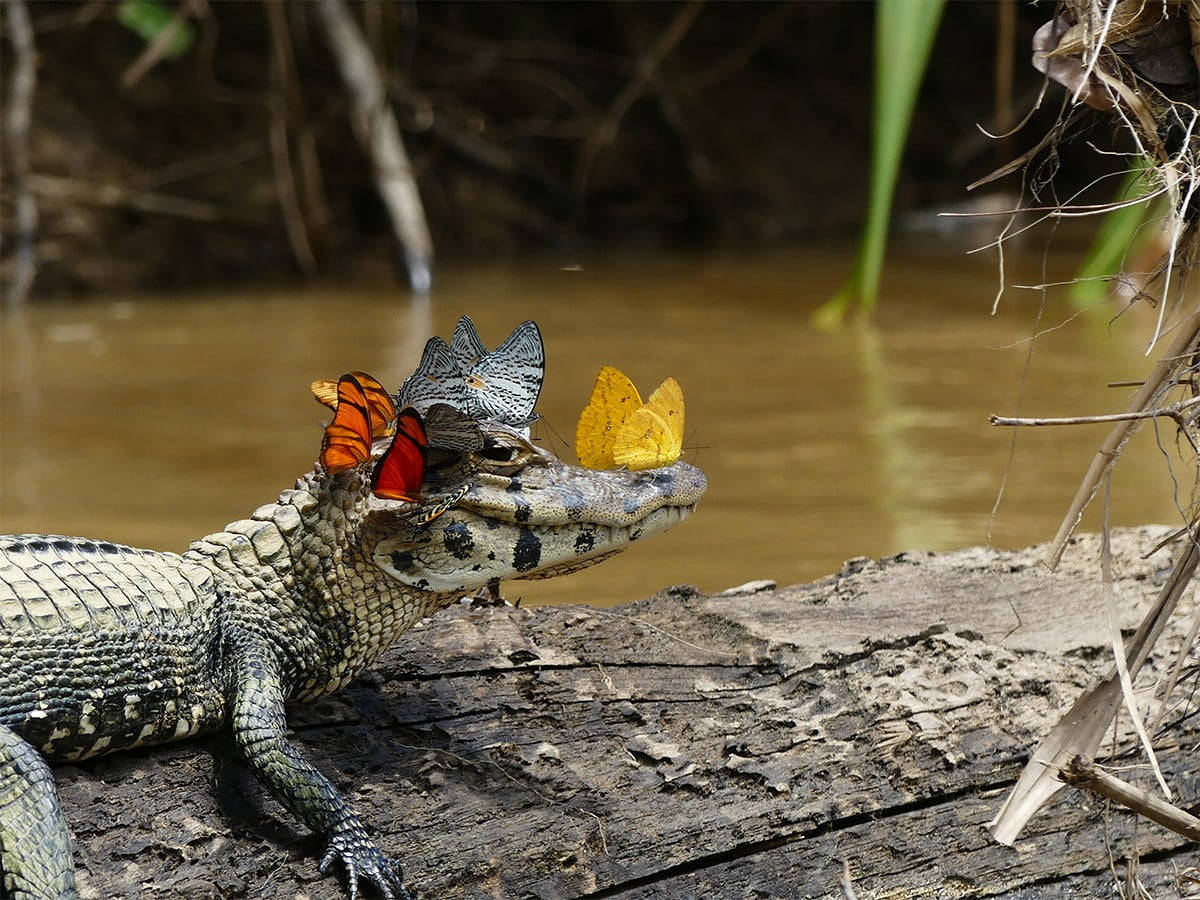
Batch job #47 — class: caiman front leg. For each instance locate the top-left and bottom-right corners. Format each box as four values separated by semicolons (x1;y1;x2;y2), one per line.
0;724;77;900
224;633;411;900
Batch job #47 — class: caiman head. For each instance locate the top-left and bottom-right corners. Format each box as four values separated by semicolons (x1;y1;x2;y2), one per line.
359;419;707;600
298;317;703;626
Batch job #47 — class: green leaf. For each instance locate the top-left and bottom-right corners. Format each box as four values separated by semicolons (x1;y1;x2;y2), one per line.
815;0;945;327
117;0;194;60
1070;160;1160;305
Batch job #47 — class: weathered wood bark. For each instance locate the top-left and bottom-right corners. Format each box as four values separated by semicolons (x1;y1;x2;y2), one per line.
58;526;1200;898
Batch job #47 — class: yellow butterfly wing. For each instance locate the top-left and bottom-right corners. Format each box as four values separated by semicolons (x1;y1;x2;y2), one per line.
575;365;642;469
613;406;682;471
644;377;684;453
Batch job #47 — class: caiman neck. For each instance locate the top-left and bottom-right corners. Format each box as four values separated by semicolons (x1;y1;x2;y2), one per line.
185;468;451;700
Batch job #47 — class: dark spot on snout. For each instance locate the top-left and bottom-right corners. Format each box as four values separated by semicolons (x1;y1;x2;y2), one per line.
562;489;586;521
574;531;595;554
506;479;523;493
630;528;643;542
513;498;532;523
513;529;541;572
650;471;674;492
390;551;417;571
443;523;475;560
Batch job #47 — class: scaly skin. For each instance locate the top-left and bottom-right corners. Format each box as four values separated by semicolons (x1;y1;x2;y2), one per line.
0;420;706;899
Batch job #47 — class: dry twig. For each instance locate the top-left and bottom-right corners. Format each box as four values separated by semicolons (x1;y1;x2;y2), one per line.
1046;311;1200;570
3;0;38;307
317;0;433;293
990;395;1200;429
1059;755;1200;842
571;0;705;217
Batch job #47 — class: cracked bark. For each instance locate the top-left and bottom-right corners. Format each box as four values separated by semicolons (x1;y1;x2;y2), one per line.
57;526;1200;898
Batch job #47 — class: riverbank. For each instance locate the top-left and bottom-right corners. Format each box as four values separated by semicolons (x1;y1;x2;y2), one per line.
58;525;1198;897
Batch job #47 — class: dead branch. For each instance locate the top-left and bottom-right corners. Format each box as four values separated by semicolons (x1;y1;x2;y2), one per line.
1059;755;1200;843
990;395;1200;428
4;0;38;308
990;522;1200;845
28;174;223;221
1046;311;1200;569
678;0;799;92
264;0;316;276
316;0;433;294
571;0;705;217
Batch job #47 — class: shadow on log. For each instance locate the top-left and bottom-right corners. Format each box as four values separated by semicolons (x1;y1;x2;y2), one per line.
60;526;1198;897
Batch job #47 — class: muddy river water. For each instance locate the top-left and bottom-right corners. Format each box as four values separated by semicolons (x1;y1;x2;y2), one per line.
0;244;1186;606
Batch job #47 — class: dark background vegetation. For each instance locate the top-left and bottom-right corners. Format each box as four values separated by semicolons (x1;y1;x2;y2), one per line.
3;1;1119;297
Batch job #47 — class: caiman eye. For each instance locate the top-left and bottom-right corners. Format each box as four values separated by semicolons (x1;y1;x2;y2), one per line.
481;445;519;463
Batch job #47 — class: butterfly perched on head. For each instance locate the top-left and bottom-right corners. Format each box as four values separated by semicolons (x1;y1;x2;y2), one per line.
319;372;397;473
395;316;545;436
371;413;472;522
316;372;466;522
454;316;544;428
313;372;396;445
575;366;684;471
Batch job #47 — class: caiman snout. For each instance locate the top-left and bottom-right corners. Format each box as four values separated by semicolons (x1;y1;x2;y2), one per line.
458;458;706;529
372;458;706;594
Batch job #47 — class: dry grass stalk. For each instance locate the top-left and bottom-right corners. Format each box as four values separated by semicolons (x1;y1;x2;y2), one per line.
1058;754;1200;843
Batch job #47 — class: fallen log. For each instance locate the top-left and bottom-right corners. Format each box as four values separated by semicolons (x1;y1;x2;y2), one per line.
59;525;1199;898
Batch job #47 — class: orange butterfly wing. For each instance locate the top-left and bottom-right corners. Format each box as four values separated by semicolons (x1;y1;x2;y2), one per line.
315;371;395;439
320;374;374;473
311;378;340;410
371;407;427;502
347;371;396;439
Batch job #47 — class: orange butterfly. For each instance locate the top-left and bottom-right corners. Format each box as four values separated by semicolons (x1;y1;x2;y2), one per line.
371;409;470;523
319;372;467;523
320;374;389;473
312;372;396;440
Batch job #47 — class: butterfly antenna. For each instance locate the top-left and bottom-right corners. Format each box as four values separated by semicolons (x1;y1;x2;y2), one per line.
684;428;710;464
536;416;571;458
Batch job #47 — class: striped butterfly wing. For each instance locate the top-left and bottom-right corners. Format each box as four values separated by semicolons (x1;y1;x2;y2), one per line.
396;336;468;413
467;320;544;426
575;365;642;470
423;402;486;452
314;373;396;437
320;374;375;473
414;484;470;525
371;407;428;502
450;315;488;369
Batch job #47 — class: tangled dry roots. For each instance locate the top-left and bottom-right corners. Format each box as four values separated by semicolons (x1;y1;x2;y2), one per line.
1034;0;1199;312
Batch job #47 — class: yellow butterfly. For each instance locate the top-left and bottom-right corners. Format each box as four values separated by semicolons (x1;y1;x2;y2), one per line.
575;366;684;471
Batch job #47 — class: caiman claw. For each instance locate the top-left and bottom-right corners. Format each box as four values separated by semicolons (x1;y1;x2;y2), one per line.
318;829;413;900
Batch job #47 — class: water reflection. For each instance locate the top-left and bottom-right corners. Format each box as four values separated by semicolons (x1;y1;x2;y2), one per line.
0;246;1183;606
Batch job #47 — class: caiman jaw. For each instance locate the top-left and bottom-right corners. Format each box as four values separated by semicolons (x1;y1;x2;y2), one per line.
371;458;706;595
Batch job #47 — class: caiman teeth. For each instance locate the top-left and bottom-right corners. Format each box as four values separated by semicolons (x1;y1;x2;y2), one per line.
469;502;695;536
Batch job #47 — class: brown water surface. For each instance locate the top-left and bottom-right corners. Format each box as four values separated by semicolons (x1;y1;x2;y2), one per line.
0;246;1186;606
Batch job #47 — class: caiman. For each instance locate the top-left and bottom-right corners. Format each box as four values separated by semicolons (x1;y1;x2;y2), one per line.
0;329;706;899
